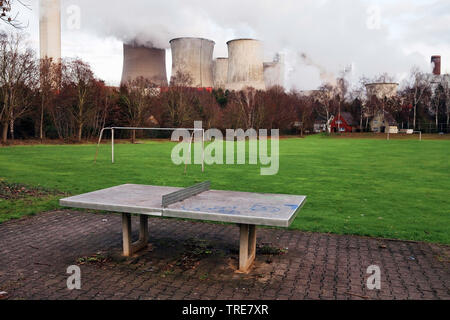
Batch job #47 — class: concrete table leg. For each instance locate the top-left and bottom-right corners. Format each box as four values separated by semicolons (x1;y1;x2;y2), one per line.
238;224;257;273
122;213;149;257
122;213;132;256
139;215;149;243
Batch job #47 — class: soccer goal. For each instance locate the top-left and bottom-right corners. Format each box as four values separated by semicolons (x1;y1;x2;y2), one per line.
387;130;422;141
94;127;205;173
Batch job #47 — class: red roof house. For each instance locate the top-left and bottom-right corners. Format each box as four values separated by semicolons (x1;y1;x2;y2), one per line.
329;112;357;133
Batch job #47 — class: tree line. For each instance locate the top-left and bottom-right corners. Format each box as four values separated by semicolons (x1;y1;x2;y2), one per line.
1;31;449;144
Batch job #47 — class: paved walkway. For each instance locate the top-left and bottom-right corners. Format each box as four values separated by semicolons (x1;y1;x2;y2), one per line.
0;211;448;300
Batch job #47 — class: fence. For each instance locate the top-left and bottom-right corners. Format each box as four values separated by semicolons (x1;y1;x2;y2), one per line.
398;122;449;134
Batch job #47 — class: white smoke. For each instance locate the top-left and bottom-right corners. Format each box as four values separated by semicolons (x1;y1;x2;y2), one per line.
9;0;449;88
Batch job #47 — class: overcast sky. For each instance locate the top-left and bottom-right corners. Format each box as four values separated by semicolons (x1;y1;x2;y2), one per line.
2;0;449;89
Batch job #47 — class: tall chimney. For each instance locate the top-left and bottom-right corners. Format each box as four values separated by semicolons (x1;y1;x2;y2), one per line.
431;55;441;76
39;0;61;62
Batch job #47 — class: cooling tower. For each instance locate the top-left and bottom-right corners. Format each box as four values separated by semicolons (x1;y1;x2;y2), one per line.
170;37;215;88
365;83;399;99
121;43;168;86
264;54;285;89
39;0;61;61
213;58;228;89
226;39;265;91
431;55;441;76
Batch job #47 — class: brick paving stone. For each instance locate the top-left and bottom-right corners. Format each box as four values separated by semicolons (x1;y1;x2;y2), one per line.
0;210;449;300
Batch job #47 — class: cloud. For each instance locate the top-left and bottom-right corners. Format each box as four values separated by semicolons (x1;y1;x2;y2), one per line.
6;0;449;88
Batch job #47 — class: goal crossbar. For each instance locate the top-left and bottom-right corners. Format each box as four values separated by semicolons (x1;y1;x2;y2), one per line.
386;130;422;141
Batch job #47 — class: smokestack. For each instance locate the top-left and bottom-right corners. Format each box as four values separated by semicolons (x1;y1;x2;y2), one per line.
39;0;61;61
121;43;168;86
264;53;285;89
170;37;215;88
431;55;441;75
226;39;265;91
213;58;228;89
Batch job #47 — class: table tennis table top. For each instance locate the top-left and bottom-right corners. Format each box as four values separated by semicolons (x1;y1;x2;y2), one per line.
59;184;306;227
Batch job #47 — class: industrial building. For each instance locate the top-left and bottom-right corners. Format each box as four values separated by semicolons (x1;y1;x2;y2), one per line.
213;58;229;89
264;54;285;89
39;0;61;61
431;55;441;76
365;82;399;100
37;1;446;97
430;55;450;87
121;43;168;86
226;39;266;91
170;37;215;88
38;1;282;92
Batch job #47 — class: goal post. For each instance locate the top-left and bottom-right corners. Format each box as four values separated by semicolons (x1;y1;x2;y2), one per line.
413;131;422;141
94;127;205;173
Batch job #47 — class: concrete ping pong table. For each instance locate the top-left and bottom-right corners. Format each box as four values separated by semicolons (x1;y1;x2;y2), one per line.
60;181;306;272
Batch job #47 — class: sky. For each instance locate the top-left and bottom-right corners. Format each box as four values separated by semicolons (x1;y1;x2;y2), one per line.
2;0;449;89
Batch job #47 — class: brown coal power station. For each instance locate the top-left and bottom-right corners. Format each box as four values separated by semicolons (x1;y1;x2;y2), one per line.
39;0;445;92
121;43;168;87
121;37;284;91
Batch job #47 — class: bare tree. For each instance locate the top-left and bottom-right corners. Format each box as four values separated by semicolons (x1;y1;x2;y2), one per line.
444;80;450;130
429;77;450;132
263;86;296;130
120;76;157;143
293;92;314;136
84;80;112;140
161;71;199;128
404;67;431;129
315;83;335;132
350;77;370;131
372;73;395;83
195;89;222;129
0;0;30;29
227;88;266;130
0;31;36;143
62;58;95;141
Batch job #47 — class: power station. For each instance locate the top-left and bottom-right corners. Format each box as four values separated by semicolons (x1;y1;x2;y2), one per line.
170;37;215;88
38;1;443;94
34;0;310;92
365;83;399;100
213;58;228;89
39;0;61;61
121;36;285;91
226;39;266;91
38;0;284;92
264;53;285;89
121;43;168;87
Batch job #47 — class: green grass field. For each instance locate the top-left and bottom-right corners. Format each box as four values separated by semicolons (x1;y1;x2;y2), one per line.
0;135;449;244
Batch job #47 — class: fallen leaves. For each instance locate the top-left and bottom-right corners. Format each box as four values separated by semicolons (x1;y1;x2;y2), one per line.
77;252;108;265
0;181;65;200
